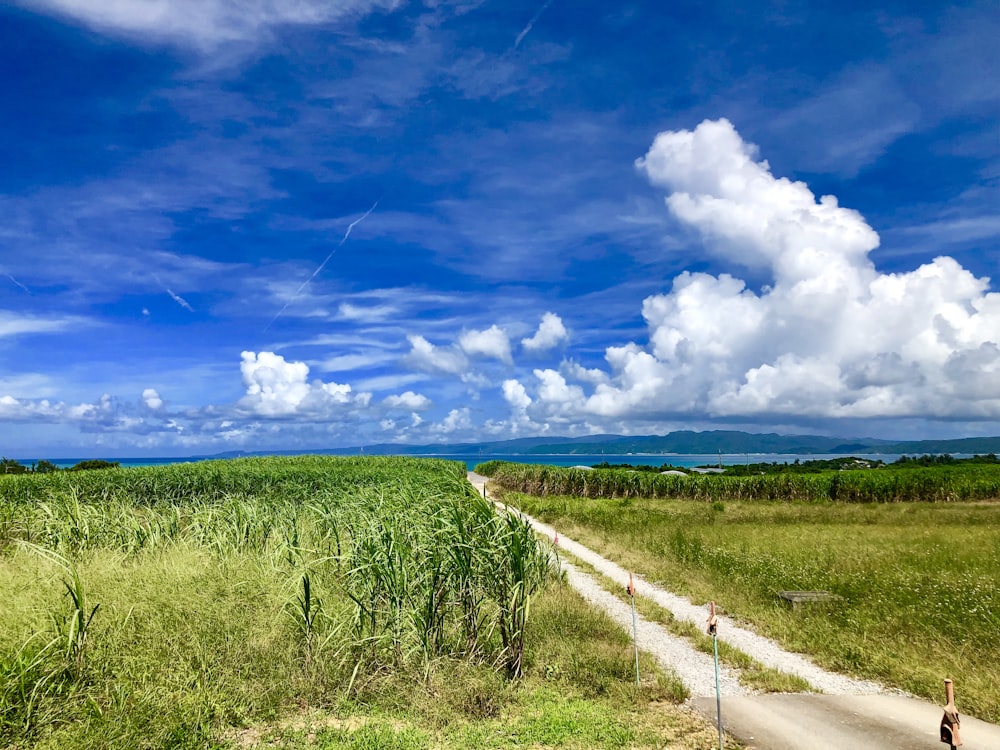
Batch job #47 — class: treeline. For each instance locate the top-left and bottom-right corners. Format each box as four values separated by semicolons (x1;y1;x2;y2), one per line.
720;453;1000;476
591;461;691;473
0;457;120;475
720;456;882;475
893;453;999;466
475;460;1000;503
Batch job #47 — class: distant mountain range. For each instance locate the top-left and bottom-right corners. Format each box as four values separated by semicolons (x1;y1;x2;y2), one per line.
211;430;1000;459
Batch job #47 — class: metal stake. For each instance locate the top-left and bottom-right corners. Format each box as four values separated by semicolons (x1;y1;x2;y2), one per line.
708;601;722;750
628;573;639;685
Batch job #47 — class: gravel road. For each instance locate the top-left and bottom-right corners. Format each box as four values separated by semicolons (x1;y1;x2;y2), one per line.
522;509;884;696
467;472;882;697
561;560;746;697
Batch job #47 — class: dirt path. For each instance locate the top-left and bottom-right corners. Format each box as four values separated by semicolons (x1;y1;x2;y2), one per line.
467;472;1000;749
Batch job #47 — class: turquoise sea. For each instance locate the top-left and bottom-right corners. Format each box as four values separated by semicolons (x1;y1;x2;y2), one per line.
27;452;913;472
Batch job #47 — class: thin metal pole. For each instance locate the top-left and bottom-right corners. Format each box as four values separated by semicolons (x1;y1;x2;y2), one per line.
628;573;639;685
631;597;640;685
713;633;723;749
707;601;722;750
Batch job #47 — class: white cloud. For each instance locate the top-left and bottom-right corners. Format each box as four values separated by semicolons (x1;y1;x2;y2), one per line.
337;302;398;322
518;118;1000;424
502;379;532;412
458;325;513;364
521;312;568;352
0;373;57;399
501;378;536;434
0;391;159;433
142;388;163;410
533;369;586;419
354;372;427;392
239;351;310;417
382;391;431;410
431;407;472;435
402;334;469;375
315;352;398;373
17;0;402;51
0;311;84;338
0;394;59;420
238;351;365;418
560;360;609;386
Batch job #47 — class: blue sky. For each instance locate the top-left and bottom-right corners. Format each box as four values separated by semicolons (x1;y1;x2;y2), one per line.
1;0;998;457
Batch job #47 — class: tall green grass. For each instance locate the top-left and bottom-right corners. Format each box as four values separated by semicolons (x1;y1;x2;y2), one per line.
506;489;1000;722
477;461;1000;502
0;456;559;748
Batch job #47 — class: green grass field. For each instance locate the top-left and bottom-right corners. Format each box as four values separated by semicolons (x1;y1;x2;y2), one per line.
499;487;1000;722
0;456;728;749
478;460;1000;503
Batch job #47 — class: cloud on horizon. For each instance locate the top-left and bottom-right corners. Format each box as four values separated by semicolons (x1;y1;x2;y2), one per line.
504;119;1000;429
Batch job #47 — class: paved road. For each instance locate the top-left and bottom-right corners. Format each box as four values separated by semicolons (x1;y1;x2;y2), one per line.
690;694;1000;750
468;472;1000;749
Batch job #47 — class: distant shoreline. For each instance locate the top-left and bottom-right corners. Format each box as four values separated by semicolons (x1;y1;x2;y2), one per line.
10;451;942;472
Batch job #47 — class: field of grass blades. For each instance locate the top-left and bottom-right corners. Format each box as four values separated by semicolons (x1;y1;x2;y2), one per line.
0;456;729;749
493;480;1000;724
477;460;1000;503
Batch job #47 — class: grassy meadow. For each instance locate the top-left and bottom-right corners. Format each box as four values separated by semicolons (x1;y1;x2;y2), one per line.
478;459;1000;503
490;474;1000;722
0;456;728;749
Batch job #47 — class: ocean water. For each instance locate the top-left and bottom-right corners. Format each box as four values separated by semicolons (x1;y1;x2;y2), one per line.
448;453;905;470
24;452;908;472
24;456;208;470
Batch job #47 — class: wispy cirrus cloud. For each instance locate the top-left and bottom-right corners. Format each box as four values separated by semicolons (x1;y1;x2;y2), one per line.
0;311;92;338
0;135;268;307
4;273;30;293
764;65;921;177
513;0;554;50
265;200;379;331
15;0;404;51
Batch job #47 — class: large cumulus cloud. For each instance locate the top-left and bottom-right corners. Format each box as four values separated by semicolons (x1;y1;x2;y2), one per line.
511;118;1000;425
238;351;370;417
